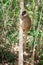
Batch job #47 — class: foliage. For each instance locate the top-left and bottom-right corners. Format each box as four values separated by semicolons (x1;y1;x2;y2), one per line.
0;0;43;65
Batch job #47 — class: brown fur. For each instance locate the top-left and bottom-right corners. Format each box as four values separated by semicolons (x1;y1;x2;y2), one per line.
20;11;31;32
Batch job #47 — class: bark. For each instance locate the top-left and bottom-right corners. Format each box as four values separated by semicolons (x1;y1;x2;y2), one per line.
18;0;24;65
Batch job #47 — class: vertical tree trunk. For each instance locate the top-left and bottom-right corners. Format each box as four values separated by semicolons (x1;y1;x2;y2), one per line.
19;0;24;65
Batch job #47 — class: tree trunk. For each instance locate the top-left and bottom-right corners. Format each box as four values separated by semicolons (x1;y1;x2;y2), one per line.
18;0;24;65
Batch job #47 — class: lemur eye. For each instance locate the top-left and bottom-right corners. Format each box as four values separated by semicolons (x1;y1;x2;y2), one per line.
22;11;26;16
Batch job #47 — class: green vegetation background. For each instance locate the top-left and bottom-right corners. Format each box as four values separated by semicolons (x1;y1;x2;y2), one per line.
0;0;43;65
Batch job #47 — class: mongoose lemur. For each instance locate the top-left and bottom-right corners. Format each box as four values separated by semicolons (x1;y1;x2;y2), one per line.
20;11;31;51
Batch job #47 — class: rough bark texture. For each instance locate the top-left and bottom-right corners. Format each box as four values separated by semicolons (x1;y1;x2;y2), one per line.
19;0;24;65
